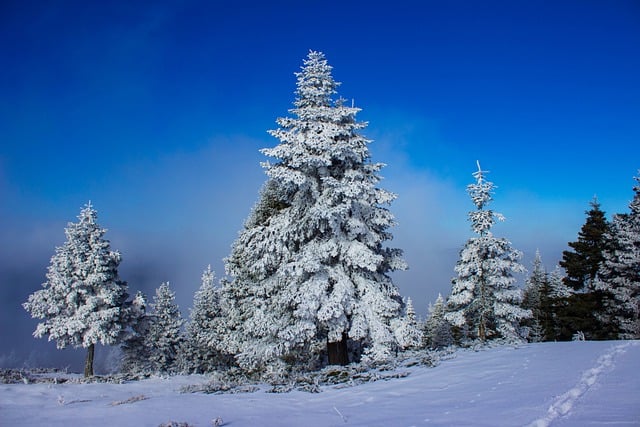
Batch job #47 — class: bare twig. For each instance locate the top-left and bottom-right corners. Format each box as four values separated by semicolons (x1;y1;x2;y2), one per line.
110;394;148;406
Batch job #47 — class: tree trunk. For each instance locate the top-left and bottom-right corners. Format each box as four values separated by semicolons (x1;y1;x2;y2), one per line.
478;318;486;342
84;343;95;377
327;332;349;365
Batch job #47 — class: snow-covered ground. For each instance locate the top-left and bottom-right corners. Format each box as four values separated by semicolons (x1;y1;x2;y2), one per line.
1;341;638;427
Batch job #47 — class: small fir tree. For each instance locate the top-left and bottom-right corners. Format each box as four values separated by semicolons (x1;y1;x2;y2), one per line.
534;268;558;342
594;172;640;339
393;298;422;351
522;250;546;342
223;51;406;371
179;266;229;373
147;282;184;373
23;203;129;377
545;265;575;340
445;162;530;343
423;294;453;349
120;291;152;373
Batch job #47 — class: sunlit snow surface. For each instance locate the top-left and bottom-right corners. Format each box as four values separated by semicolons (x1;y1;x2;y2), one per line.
1;341;638;426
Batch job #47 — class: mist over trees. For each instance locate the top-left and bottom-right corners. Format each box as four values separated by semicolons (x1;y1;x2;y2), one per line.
21;52;639;378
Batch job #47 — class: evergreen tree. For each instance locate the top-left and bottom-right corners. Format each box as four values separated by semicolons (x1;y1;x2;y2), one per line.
445;162;530;343
223;51;406;371
522;250;546;342
520;262;570;342
560;198;610;292
221;179;295;371
120;291;152;374
546;265;574;301
534;266;557;341
545;265;575;340
146;282;184;372
393;298;422;351
179;266;229;373
423;294;453;349
559;199;612;339
594;172;640;339
23;203;129;377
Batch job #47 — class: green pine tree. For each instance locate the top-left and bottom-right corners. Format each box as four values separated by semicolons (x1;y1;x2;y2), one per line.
560;198;610;292
558;199;611;339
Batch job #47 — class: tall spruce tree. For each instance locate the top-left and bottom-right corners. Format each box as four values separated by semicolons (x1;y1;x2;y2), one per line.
223;51;406;371
594;172;640;339
23;203;129;377
445;162;529;342
558;199;611;339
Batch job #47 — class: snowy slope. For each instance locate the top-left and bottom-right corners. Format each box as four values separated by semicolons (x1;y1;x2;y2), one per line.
1;341;638;427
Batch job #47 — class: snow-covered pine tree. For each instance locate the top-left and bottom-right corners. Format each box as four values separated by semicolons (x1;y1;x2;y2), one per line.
120;291;152;374
146;282;184;373
221;179;299;372
393;297;422;351
594;172;640;339
544;265;574;340
445;162;530;343
179;266;229;373
223;51;406;371
23;203;129;377
522;250;546;342
423;294;453;349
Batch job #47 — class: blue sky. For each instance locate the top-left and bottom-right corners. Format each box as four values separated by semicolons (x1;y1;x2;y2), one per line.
1;0;639;369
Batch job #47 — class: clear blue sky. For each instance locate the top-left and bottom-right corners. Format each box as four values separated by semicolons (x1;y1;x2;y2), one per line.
1;0;639;369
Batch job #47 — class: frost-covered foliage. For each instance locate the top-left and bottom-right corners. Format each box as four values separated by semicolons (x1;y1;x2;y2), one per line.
120;291;152;373
393;298;422;351
445;163;530;342
547;266;572;300
523;251;545;311
519;256;573;342
543;265;579;341
178;266;231;373
181;349;448;396
594;172;640;339
423;294;453;349
223;51;406;372
23;203;129;376
522;251;546;342
146;283;184;373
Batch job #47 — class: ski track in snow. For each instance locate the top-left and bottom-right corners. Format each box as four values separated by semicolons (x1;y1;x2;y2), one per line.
527;341;639;427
